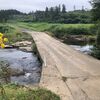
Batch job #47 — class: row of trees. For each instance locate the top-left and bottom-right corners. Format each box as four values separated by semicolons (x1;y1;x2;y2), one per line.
0;10;23;22
33;5;92;23
0;5;92;24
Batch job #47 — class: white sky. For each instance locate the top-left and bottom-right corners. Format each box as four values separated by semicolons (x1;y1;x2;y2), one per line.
0;0;91;13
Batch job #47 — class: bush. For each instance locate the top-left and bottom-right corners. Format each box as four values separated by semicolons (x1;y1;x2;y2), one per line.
0;25;14;33
50;26;66;38
89;25;97;35
47;25;91;39
91;46;100;59
65;27;90;35
91;23;100;59
0;26;9;33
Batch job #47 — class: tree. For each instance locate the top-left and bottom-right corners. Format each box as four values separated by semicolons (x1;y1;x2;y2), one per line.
45;7;49;21
91;0;100;21
0;10;22;22
58;5;61;12
62;4;66;13
49;7;55;22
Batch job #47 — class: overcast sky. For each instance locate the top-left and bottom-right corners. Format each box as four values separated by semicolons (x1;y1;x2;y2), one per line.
0;0;91;13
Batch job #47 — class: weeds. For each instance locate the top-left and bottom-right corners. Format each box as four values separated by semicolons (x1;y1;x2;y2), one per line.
0;61;11;83
0;84;60;100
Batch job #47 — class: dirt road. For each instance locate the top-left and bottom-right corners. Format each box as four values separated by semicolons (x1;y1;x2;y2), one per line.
26;30;100;100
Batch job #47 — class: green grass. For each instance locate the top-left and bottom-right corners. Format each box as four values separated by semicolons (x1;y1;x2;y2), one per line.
14;22;95;39
0;23;33;44
0;84;60;100
15;22;93;32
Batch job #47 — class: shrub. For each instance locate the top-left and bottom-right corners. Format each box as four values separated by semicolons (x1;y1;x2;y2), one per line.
0;25;14;33
47;25;91;39
50;26;66;38
91;23;100;59
65;27;90;35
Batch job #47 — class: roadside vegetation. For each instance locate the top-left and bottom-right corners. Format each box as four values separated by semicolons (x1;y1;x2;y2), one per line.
16;22;96;45
0;84;60;100
91;0;100;59
0;24;33;44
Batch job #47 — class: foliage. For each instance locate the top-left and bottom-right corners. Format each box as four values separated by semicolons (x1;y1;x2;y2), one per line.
49;27;91;38
32;5;92;24
0;5;92;24
0;84;60;100
0;33;8;48
0;25;12;33
91;23;100;59
18;22;93;32
0;10;23;23
91;0;100;59
91;0;100;21
17;22;96;47
0;24;33;44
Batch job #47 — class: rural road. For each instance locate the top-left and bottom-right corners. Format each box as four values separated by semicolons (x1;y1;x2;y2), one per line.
25;30;100;100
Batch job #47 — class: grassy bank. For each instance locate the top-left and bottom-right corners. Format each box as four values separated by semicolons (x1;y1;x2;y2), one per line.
16;22;93;32
15;22;95;37
0;22;96;47
0;24;33;44
0;84;60;100
14;22;96;45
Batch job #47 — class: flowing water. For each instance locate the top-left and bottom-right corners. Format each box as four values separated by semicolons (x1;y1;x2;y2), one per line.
70;45;93;54
0;49;41;85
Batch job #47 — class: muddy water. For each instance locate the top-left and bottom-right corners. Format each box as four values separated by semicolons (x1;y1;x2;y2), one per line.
0;49;41;85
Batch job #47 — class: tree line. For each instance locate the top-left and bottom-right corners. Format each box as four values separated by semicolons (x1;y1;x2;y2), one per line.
0;4;92;24
0;9;23;22
32;4;92;23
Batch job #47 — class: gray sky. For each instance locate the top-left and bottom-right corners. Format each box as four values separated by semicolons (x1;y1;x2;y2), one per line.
0;0;91;13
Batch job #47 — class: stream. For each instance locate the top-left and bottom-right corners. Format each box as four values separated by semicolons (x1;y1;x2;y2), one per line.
0;49;41;85
70;45;93;54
